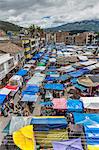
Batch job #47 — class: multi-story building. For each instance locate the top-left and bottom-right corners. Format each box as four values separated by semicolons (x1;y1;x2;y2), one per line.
22;32;46;60
86;32;97;45
65;35;75;45
55;31;70;43
0;54;14;82
74;33;86;46
0;42;25;87
22;37;37;60
22;38;32;60
40;32;46;47
49;31;98;46
46;32;56;44
0;42;24;66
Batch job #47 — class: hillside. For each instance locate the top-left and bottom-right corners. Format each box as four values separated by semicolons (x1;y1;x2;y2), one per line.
45;20;99;32
0;20;22;32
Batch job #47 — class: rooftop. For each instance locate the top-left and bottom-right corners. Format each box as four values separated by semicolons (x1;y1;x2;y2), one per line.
0;42;23;54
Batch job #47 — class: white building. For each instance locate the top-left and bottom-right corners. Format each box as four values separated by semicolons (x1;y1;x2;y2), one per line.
0;42;25;85
0;53;14;80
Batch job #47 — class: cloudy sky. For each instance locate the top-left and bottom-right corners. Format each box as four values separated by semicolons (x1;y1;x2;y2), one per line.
0;0;99;28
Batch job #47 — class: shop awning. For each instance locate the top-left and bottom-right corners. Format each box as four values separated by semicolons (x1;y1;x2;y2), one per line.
16;69;28;76
88;145;99;150
25;85;39;92
22;90;38;96
67;99;84;112
73;84;87;92
78;76;95;87
58;74;70;81
73;113;99;124
73;113;99;145
81;97;99;109
0;88;11;95
5;85;19;92
9;75;22;81
39;101;53;107
52;98;66;110
44;83;65;91
80;60;97;66
52;138;83;150
69;70;83;78
13;125;35;150
35;66;46;71
21;94;38;102
30;116;67;125
0;94;6;105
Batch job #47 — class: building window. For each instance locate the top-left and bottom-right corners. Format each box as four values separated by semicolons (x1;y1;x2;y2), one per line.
0;64;4;72
8;59;14;69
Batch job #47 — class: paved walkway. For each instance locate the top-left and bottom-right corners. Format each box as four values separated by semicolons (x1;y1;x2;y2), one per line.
0;116;11;146
33;96;41;116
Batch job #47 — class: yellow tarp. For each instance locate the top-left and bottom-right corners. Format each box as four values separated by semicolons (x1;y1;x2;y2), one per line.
88;145;99;150
35;129;68;148
13;125;35;150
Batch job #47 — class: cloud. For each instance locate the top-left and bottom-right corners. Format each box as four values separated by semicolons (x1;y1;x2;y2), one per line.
0;0;99;28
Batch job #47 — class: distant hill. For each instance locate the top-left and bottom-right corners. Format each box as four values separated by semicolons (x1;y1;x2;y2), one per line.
45;20;99;32
0;20;22;32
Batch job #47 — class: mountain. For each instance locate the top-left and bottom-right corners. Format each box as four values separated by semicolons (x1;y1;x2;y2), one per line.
45;20;99;32
0;20;22;32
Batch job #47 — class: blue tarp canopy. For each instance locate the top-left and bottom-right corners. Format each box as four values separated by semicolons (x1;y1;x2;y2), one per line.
73;84;87;92
44;83;65;91
40;59;47;63
16;69;28;76
43;56;49;60
69;70;83;78
58;74;70;81
84;126;99;145
73;113;99;125
32;53;43;60
45;76;58;81
80;68;90;74
46;71;58;75
25;85;39;92
22;85;39;96
70;78;78;84
0;94;6;105
39;101;53;107
21;94;38;102
49;66;56;70
73;113;99;145
67;99;84;112
22;90;37;96
30;117;67;125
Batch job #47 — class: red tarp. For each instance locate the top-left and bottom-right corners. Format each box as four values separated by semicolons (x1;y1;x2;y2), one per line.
5;84;18;91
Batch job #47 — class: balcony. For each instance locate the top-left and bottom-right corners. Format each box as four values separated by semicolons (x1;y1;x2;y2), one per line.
25;47;31;51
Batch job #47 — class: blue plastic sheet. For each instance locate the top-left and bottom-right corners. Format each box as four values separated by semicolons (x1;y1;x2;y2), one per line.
44;83;65;91
0;94;6;105
30;117;67;125
58;74;70;81
26;86;39;92
70;78;78;84
73;113;99;145
39;101;53;107
16;69;28;76
67;99;84;112
21;94;38;102
73;84;87;92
